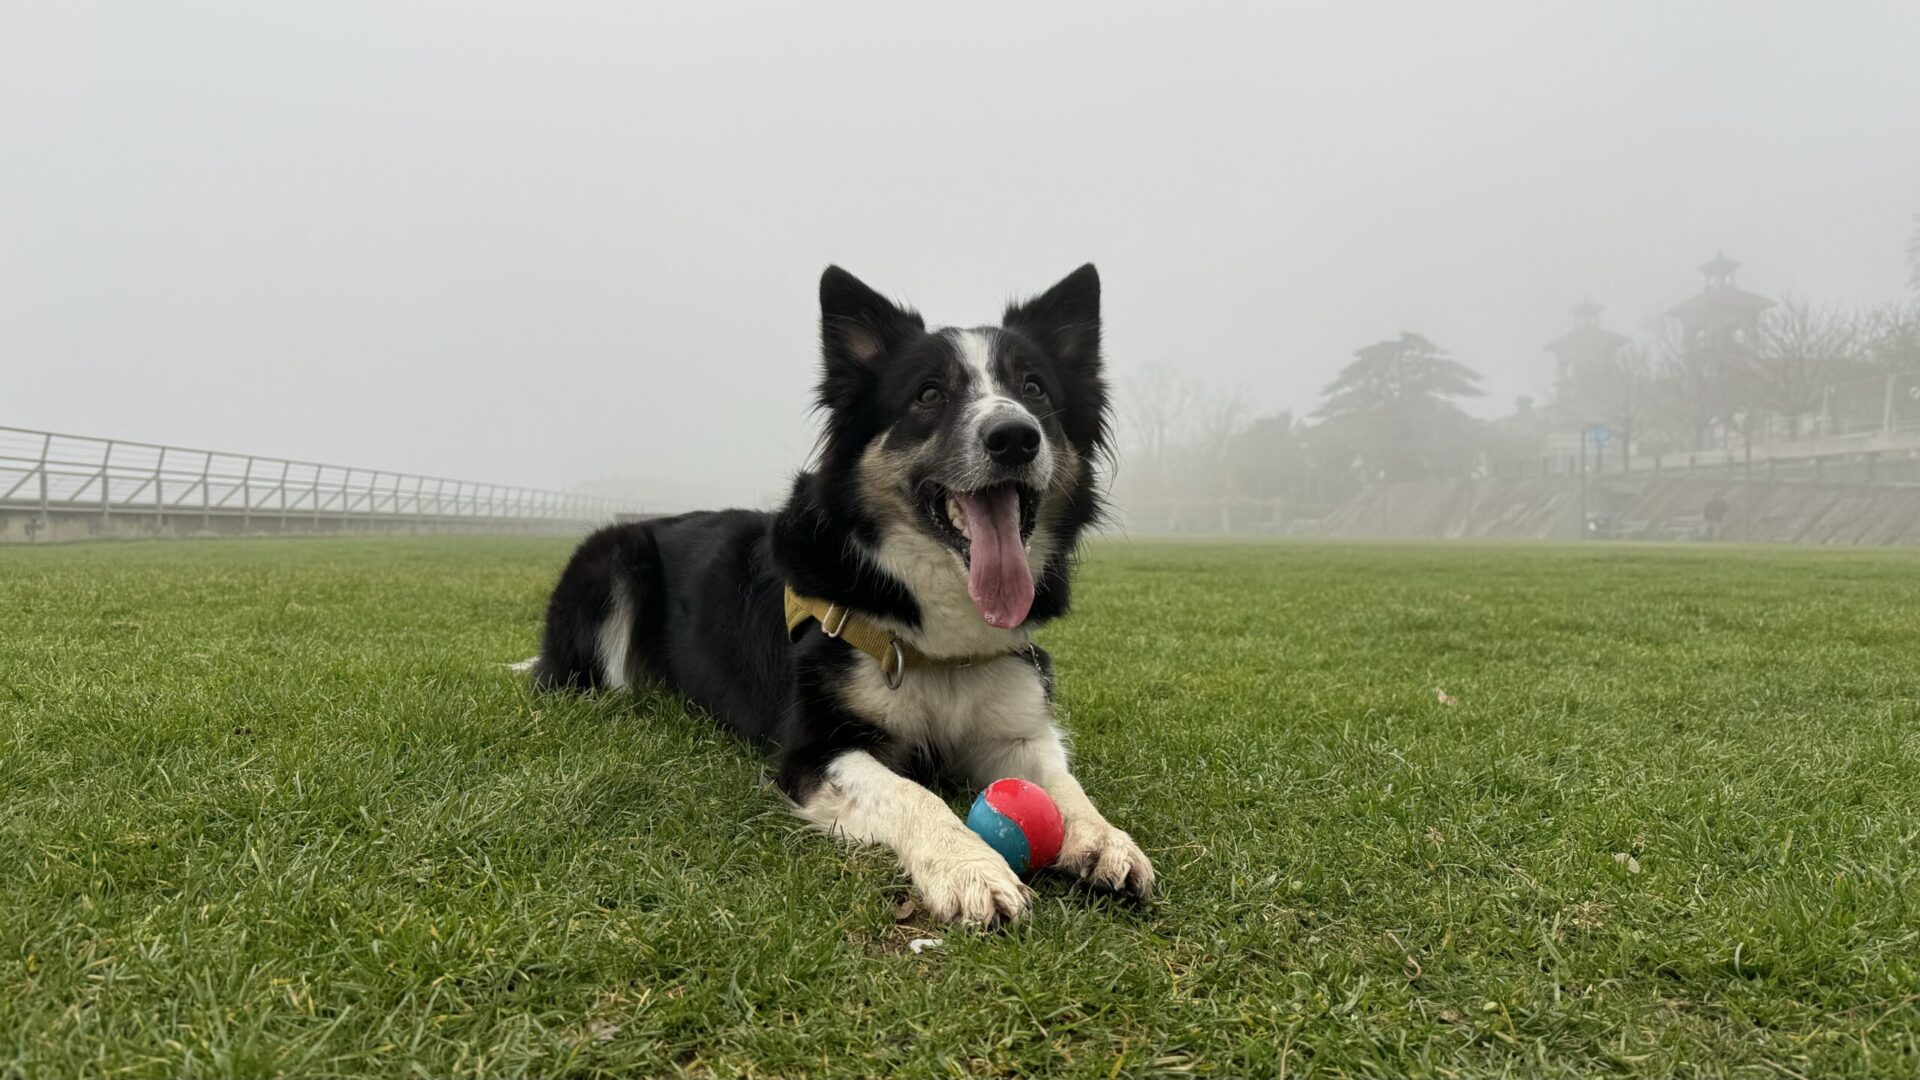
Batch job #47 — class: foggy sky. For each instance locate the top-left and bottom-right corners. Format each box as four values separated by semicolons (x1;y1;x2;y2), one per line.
5;1;1918;509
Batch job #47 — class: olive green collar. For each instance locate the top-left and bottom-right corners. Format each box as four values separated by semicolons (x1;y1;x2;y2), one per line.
782;586;1022;689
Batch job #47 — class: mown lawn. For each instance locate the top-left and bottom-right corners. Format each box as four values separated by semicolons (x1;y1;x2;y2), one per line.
2;536;1918;1078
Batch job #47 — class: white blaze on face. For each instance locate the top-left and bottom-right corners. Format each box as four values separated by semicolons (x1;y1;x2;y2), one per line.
954;329;1022;429
945;329;1045;628
949;329;1054;479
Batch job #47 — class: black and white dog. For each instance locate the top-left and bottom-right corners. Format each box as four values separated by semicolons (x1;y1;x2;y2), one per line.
530;265;1153;923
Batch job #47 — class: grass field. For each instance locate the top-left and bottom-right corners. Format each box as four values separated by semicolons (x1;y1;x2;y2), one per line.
3;537;1919;1078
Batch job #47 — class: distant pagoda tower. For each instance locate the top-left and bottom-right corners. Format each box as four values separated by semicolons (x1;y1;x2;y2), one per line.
1665;252;1774;449
1545;300;1631;404
1669;251;1773;353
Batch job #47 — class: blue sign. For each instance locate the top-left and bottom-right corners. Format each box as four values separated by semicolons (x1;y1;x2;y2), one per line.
1588;425;1612;446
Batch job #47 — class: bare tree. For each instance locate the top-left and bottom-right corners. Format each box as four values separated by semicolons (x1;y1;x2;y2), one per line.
1121;364;1203;481
1560;343;1651;469
1639;319;1703;453
1751;296;1866;438
1188;386;1251;480
1909;213;1919;297
1863;302;1920;373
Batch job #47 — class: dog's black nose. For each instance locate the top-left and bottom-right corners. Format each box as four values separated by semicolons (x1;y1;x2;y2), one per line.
982;417;1041;467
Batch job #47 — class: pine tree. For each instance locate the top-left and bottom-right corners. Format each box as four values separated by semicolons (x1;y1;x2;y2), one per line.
1312;333;1483;482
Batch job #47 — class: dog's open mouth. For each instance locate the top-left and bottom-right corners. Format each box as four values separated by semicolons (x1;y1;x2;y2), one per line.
920;481;1039;629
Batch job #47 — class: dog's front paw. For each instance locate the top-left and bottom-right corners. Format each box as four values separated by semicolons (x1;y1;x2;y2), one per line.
1057;821;1155;899
912;838;1032;925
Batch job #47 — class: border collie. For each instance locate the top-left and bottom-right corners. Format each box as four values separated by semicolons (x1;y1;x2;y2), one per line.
530;265;1153;924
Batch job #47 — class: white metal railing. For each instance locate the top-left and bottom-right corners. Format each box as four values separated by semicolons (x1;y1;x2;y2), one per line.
0;424;638;531
1818;369;1920;438
1489;369;1920;480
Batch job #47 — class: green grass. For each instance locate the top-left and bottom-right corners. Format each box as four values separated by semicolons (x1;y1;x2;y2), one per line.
3;536;1919;1078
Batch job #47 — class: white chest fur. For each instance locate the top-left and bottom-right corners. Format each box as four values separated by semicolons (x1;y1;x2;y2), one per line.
837;650;1056;759
860;520;1053;660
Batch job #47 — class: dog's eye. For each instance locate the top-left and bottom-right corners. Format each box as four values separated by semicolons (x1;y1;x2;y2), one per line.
1022;377;1046;399
916;384;945;406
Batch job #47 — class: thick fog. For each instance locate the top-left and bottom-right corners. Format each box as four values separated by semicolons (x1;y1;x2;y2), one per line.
5;1;1917;510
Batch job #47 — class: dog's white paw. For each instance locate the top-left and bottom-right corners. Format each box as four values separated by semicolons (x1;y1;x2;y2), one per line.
912;839;1032;925
1058;821;1155;899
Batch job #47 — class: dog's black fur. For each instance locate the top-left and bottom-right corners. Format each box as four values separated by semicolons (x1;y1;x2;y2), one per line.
532;265;1148;921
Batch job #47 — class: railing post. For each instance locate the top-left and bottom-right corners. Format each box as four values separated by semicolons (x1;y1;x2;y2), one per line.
154;446;167;534
1885;373;1898;434
101;440;114;526
200;452;212;532
37;432;51;535
241;455;255;531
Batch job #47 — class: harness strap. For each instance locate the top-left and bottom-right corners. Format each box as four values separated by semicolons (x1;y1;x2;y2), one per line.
783;586;1016;690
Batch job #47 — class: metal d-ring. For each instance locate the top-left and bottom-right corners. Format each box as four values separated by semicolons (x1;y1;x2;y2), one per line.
884;638;905;691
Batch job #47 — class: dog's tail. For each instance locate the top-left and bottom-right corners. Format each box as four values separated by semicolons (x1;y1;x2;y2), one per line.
531;522;663;692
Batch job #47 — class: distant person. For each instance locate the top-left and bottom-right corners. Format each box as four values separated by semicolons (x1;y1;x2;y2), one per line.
1704;493;1729;540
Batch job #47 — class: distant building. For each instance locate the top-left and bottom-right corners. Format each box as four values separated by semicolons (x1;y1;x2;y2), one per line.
1546;301;1631;405
1669;251;1773;352
1493;253;1781;473
1666;252;1774;450
1485;391;1591;474
1527;301;1636;469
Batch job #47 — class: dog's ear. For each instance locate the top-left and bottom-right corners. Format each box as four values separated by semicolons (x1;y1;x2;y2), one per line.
819;266;923;376
1003;263;1101;372
1006;264;1110;455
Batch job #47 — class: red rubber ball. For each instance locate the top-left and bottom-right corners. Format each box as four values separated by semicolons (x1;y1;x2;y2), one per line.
966;778;1065;875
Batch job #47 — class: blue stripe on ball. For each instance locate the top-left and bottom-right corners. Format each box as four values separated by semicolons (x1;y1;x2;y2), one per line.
966;792;1033;875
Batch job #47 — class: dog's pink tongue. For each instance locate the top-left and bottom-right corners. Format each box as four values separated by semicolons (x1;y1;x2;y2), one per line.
957;488;1033;628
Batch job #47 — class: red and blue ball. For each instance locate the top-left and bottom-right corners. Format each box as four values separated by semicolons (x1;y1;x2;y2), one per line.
965;778;1064;876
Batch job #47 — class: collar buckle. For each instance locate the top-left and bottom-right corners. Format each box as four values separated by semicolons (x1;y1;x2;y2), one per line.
819;603;850;638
